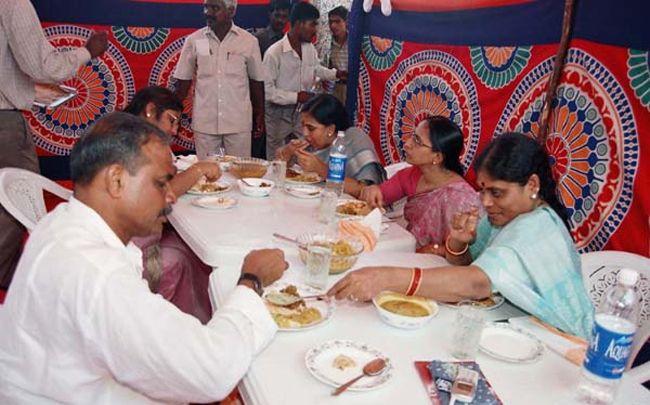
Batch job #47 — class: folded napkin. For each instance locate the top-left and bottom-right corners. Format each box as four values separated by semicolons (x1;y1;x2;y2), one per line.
338;208;382;251
509;316;587;366
414;360;501;405
175;154;198;171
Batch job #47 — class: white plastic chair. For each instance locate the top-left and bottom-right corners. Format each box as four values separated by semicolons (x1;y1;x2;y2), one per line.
581;250;650;372
0;167;71;232
384;161;411;179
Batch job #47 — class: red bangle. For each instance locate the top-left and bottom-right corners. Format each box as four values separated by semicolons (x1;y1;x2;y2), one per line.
405;267;423;296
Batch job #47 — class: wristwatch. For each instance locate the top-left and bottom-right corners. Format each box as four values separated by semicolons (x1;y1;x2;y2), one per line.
238;272;264;296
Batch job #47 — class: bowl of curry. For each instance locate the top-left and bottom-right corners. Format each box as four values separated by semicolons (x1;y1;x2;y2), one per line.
372;291;438;329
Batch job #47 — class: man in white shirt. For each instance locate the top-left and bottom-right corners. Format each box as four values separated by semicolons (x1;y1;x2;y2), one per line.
263;2;346;159
0;112;287;403
0;0;107;290
174;0;265;159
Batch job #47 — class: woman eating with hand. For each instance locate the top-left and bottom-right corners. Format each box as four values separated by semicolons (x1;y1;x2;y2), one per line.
328;133;594;338
125;86;221;323
275;94;384;197
359;116;482;253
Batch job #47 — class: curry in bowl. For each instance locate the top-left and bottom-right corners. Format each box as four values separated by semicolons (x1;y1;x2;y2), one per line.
373;291;438;329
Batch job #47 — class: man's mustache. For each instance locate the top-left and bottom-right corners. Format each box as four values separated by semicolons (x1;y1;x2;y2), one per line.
160;205;173;217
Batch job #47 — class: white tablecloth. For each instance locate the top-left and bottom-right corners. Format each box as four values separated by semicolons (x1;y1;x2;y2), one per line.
209;252;649;405
168;175;416;269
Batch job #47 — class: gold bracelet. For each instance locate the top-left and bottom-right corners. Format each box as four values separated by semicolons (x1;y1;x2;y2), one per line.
445;236;468;256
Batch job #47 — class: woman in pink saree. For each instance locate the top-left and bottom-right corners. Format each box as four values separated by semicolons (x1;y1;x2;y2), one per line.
125;86;221;323
361;116;482;252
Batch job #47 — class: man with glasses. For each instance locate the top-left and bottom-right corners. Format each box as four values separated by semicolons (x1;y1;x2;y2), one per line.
174;0;265;159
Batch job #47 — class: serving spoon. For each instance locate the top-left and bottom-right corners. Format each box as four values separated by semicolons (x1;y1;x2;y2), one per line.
331;358;387;396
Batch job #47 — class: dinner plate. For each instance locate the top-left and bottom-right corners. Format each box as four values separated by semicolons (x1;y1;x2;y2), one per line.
186;182;232;196
191;196;238;210
285;184;322;199
335;200;372;220
285;173;322;185
305;340;393;391
439;293;505;311
479;322;545;363
263;283;335;332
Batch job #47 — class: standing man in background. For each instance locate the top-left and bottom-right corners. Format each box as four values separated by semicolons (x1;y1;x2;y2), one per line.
174;0;265;159
0;0;107;290
327;6;349;105
252;0;291;158
263;2;346;160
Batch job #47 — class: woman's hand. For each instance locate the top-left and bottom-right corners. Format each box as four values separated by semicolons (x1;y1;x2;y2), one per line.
448;206;480;246
276;139;309;162
295;148;328;178
191;161;221;182
359;184;384;208
327;267;392;302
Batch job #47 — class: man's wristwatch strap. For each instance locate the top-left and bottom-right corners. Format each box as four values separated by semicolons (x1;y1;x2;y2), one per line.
238;272;264;296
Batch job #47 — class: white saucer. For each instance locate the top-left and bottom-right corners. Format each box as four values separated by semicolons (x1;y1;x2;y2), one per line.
479;322;544;363
191;196;238;210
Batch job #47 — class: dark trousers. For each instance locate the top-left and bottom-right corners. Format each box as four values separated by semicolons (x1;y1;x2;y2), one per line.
0;110;39;289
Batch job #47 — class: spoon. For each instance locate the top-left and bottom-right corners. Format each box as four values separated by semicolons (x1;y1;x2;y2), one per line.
240;178;256;187
331;358;387;396
272;233;301;245
264;291;327;306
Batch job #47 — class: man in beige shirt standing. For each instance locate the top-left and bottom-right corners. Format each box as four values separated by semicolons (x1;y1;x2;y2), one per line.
174;0;265;159
0;0;107;289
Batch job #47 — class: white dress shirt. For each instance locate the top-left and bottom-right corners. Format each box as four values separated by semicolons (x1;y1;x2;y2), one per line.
174;25;264;135
0;0;91;110
263;34;337;106
0;197;277;404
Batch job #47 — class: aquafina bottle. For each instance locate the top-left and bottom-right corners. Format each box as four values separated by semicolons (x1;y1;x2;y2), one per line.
577;268;639;404
325;131;347;196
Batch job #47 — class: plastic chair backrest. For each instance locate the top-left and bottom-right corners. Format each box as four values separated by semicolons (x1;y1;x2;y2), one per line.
0;167;71;232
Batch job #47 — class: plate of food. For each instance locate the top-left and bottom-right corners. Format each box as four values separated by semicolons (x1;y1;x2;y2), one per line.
285;168;322;184
191;196;238;210
305;340;393;391
335;200;372;219
187;179;231;195
285;184;322;199
264;283;335;331
439;293;505;311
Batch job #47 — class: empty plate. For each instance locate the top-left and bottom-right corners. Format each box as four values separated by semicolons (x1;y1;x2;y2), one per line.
191;196;238;210
479;323;544;363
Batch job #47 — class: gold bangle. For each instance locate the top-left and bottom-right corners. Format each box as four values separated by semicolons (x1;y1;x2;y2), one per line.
445;236;468;256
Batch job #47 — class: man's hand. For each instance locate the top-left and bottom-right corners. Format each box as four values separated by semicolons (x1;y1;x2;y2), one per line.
297;91;314;104
241;249;288;287
85;31;108;59
252;113;265;140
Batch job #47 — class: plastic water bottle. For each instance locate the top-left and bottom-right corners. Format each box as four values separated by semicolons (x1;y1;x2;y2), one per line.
577;268;639;404
325;131;347;196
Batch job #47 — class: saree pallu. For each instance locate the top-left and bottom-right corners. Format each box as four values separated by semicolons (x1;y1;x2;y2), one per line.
404;181;482;248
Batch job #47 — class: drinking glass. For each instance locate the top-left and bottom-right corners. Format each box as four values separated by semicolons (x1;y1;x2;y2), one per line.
318;190;338;224
305;243;332;290
450;301;485;360
270;160;286;190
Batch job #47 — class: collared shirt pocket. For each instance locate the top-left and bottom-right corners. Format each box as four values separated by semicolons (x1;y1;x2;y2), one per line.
197;54;216;78
224;52;246;79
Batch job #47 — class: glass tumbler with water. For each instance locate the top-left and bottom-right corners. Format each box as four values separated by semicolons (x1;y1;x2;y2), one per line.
305;243;332;290
451;301;485;360
270;160;286;190
318;190;338;224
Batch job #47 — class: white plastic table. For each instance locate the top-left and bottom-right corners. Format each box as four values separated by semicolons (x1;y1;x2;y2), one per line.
168;174;416;269
208;252;650;405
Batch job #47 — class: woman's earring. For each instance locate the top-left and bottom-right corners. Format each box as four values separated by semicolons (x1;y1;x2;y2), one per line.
146;113;152;118
530;191;538;200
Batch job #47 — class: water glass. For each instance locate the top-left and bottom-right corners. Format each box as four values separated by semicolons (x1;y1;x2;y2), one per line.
270;160;286;190
318;190;338;224
304;243;332;290
450;301;485;360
